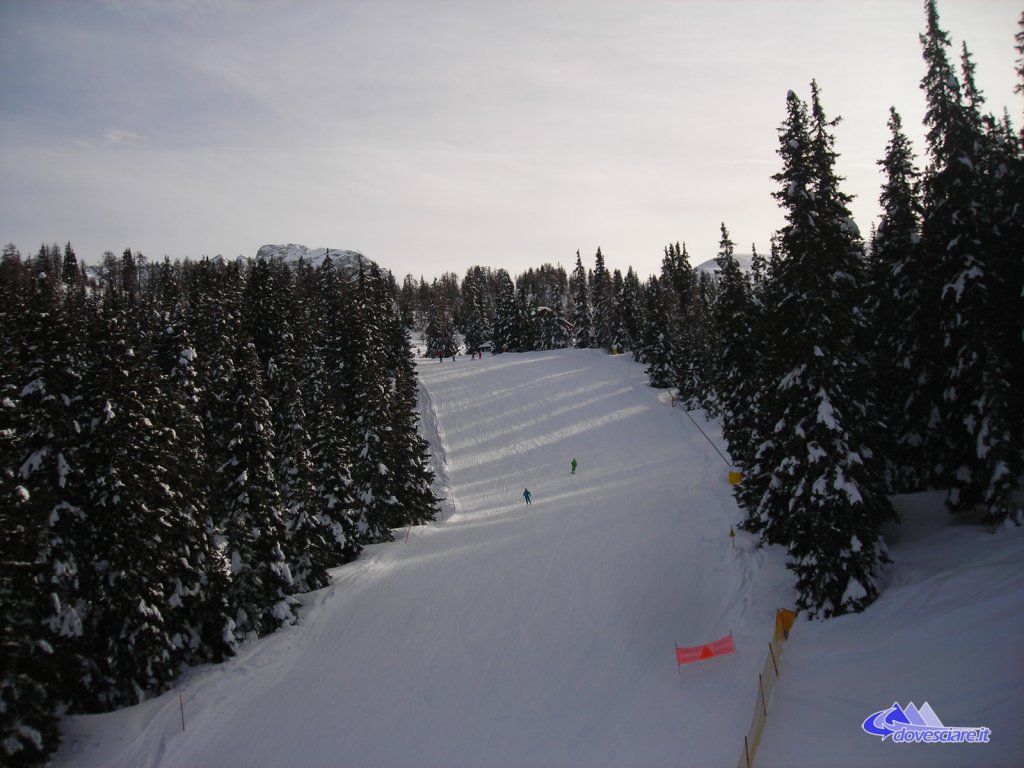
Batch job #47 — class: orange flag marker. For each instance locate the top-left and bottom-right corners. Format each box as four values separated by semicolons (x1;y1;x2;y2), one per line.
676;633;735;666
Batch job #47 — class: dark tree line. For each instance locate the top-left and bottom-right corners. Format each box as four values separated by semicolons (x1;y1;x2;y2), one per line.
1;247;439;765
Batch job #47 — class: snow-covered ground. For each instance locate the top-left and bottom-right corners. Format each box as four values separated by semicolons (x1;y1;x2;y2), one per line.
51;349;1023;767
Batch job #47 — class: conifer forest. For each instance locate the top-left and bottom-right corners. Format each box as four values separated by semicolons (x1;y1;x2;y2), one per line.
2;2;1022;765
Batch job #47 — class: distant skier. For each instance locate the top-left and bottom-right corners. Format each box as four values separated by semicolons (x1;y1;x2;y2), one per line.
523;488;532;505
570;458;577;475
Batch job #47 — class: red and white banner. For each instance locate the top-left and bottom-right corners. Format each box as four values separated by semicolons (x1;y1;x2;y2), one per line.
676;634;735;665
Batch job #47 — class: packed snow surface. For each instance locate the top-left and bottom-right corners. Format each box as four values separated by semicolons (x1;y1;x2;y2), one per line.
52;349;1023;767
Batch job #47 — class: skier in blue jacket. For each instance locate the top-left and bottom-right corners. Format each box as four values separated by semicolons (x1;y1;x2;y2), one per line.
523;488;532;505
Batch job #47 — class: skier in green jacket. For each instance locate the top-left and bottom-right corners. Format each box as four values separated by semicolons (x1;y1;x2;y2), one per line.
570;458;577;474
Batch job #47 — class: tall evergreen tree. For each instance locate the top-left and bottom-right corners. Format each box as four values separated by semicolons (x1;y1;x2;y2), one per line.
712;224;758;466
76;296;188;710
384;313;441;529
619;267;643;355
348;265;402;542
0;264;66;764
744;84;893;617
268;356;334;593
512;280;537;352
917;0;1022;523
661;243;700;407
216;343;296;641
590;248;614;351
641;277;674;388
871;107;924;492
491;270;517;354
570;251;592;348
458;268;491;356
154;315;232;665
9;272;92;712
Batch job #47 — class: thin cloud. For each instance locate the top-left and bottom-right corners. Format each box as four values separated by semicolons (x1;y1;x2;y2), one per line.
0;0;1019;277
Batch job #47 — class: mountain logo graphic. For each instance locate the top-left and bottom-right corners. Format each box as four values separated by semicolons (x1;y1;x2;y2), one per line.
862;702;991;744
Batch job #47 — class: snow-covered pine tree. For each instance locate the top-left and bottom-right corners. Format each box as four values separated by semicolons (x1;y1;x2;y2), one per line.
620;267;644;358
870;107;924;492
607;269;624;354
76;294;185;711
712;224;759;467
348;264;402;542
962;49;1024;525
308;378;362;564
302;258;362;562
154;314;232;666
10;270;94;711
268;355;336;593
382;294;441;529
491;270;517;354
243;256;336;590
641;276;674;388
917;0;1022;523
0;258;66;765
749;84;893;618
535;297;569;351
1016;11;1024;92
591;248;614;351
513;279;537;352
458;268;491;356
244;256;295;370
732;240;783;515
424;279;458;359
691;270;719;413
570;251;593;348
217;342;296;641
660;243;701;408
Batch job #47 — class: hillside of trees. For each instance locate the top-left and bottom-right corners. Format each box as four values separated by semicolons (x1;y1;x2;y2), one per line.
1;249;439;764
2;2;1021;765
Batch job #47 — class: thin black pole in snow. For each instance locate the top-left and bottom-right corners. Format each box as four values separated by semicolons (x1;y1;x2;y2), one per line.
682;408;731;468
179;693;185;732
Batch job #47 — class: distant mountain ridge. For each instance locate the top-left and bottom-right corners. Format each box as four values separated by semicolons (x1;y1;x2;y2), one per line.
256;244;367;271
693;254;754;273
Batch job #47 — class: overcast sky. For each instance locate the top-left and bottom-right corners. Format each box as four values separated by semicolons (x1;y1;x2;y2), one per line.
1;0;1019;280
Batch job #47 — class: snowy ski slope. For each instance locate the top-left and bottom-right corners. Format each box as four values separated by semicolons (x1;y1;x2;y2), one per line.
52;348;791;767
51;348;1023;767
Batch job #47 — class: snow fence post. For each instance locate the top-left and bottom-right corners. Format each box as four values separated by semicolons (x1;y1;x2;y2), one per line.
180;693;185;732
